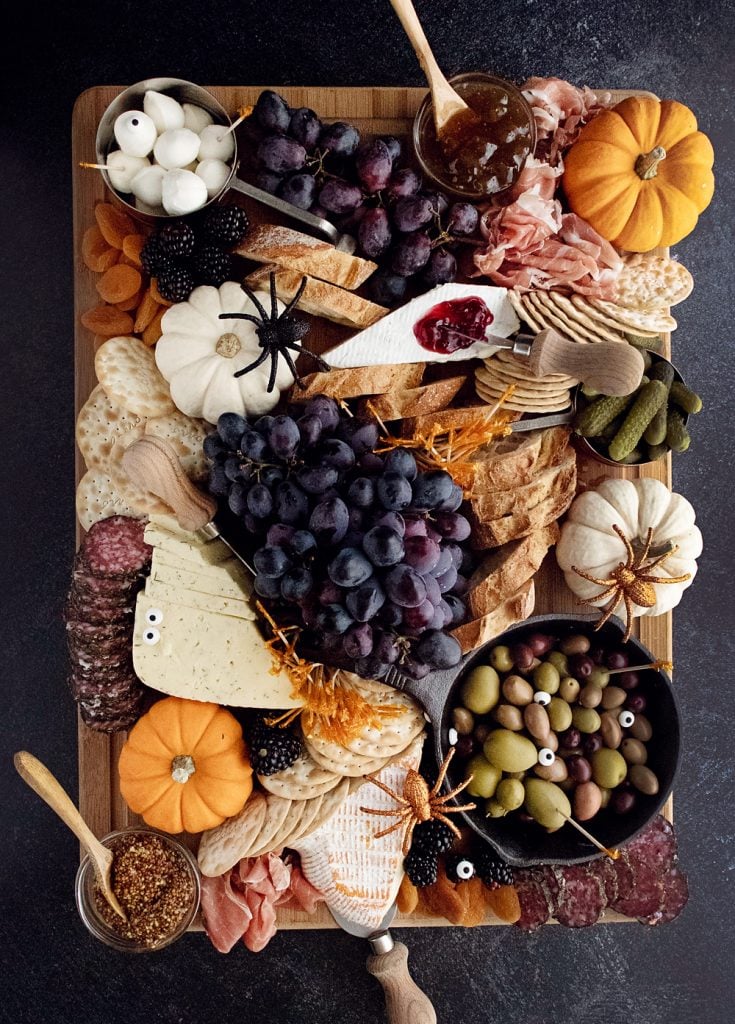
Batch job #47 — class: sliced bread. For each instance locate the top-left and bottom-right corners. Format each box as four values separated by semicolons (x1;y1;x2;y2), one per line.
358;377;466;421
468;426;571;494
451;579;536;653
469;449;576;522
243;265;388;329
402;405;522;435
290;363;426;402
466;523;559;619
235;225;377;290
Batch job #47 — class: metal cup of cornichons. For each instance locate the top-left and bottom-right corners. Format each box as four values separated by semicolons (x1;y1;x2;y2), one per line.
93;77;348;246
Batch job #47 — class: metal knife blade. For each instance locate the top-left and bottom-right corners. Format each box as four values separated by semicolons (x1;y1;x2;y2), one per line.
329;902;397;943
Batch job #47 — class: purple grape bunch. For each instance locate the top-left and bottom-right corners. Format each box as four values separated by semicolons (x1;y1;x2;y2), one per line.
245;90;481;306
204;397;476;678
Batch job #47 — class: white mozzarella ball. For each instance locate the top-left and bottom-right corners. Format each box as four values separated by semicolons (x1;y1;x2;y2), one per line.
114;110;157;157
131;164;167;206
135;197;166;216
143;90;186;133
195;158;231;197
197;124;235;162
106;151;149;193
162;168;209;215
154;128;201;170
182;102;214;133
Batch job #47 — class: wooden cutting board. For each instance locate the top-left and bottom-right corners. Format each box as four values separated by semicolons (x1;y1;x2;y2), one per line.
72;84;672;930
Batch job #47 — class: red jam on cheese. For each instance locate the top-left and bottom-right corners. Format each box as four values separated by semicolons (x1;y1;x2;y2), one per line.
414;296;493;354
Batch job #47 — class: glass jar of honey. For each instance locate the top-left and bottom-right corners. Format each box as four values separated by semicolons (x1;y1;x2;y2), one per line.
413;72;537;199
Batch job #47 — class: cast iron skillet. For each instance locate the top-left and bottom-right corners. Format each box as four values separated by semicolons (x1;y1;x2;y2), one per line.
387;612;680;867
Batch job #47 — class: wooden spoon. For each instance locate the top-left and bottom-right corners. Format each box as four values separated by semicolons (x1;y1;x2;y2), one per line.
388;0;477;137
14;751;127;921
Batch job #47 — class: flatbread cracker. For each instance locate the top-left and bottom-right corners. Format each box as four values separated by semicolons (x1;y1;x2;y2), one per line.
75;467;143;531
586;298;676;333
525;292;592;345
75;385;146;470
197;791;267;878
544;291;627;343
266;799;309;853
569;294;660;337
259;750;342;800
245;795;294;859
95;335;175;417
507;290;542;332
144;411;211;483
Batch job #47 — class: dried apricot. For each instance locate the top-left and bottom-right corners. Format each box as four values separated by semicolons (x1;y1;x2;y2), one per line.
396;874;418;915
81;304;134;337
117;251;140;268
142;306;165;347
96;264;142;304
456;877;486;927
418;874;466;925
149;277;174;307
116;287;144;312
483;883;521;924
133;288;160;334
82;225;118;273
122;233;146;267
94;203;136;249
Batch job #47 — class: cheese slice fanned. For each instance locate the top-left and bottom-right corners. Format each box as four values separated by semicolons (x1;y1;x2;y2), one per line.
293;734;424;931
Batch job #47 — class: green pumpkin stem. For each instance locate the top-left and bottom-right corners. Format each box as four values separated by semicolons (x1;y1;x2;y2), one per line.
635;146;667;180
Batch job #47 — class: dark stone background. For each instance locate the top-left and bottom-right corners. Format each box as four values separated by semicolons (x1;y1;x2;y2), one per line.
2;1;734;1021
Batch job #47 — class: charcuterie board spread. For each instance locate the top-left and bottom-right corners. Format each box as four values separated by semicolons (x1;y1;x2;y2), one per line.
64;75;713;956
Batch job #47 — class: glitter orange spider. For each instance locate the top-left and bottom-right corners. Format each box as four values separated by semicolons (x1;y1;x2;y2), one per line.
360;747;476;855
572;524;691;642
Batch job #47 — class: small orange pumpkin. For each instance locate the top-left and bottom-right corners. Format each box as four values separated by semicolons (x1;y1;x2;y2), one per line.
563;97;714;251
118;697;253;834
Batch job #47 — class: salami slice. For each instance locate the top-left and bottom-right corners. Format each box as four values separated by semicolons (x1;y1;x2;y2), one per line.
532;865;563;917
623;816;678;875
514;877;551;932
643;868;689;926
554;865;606;928
71;670;139;701
79;699;143;733
72;567;143;597
594;856;620;905
66;591;135;623
80;516;152;578
610;858;661;918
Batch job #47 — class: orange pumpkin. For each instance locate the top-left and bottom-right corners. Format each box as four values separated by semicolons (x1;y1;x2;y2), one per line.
118;697;253;834
563;97;714;251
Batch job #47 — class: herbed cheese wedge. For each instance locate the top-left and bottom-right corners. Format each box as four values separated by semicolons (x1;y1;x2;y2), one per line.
143;524;233;566
143;578;255;620
150;554;253;600
132;595;301;708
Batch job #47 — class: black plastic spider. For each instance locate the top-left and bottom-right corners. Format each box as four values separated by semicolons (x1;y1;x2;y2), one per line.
218;272;330;392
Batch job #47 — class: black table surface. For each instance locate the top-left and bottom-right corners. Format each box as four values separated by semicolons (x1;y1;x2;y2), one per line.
3;2;734;1022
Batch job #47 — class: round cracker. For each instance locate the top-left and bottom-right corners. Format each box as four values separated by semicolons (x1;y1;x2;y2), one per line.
476;367;569;399
340;679;426;758
259;750;342;800
245;795;294;859
525;292;592;345
616;255;693;309
75;467;144;532
544;291;627;343
475;380;572;413
76;385;146;470
95;335;175;418
197;791;268;877
290;777;352;846
586;298;676;333
144;411;211;483
304;734;391;777
569;295;660;337
491;349;574;383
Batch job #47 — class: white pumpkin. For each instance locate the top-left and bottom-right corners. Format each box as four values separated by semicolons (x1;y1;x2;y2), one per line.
155;283;295;424
556;478;702;619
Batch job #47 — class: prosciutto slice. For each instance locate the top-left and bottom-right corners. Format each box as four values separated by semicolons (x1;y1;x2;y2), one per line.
201;851;324;954
522;76;612;164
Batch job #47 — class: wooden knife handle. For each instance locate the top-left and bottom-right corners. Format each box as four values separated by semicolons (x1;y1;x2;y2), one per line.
367;942;437;1024
528;328;645;396
122;435;217;532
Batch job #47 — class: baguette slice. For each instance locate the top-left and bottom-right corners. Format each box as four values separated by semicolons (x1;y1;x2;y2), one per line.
467;523;559;619
470;458;577;549
402;405;522;435
452;579;536;653
358;377;466;421
244;264;387;329
235;225;377;290
469;450;576;522
291;363;425;402
468;426;571;494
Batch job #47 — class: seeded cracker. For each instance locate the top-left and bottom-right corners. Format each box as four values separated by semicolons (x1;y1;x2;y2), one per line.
95;335;175;418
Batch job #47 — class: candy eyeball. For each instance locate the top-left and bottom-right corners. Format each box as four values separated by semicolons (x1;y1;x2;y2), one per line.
114;110;157;158
131;164;167;206
161;168;208;215
142;626;160;645
447;727;459;746
143;90;185;133
198;123;235;162
154;128;201;170
105;151;149;193
196;157;231;197
533;691;551;706
145;608;164;625
538;747;555;766
455;859;475;880
183;102;214;134
618;709;636;728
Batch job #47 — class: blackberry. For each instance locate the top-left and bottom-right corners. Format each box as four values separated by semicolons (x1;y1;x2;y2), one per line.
192;246;233;286
474;848;513;889
202;204;250;247
444;854;476;883
411;819;455;857
158;221;197;258
403;849;438;888
156;264;196;303
246;719;301;776
140;236;174;277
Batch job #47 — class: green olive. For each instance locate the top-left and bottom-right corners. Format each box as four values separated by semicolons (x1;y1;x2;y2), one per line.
591;748;628;788
523;778;571;831
485;798;508;818
598;786;612;808
547;696;573;733
546;651;569;676
533;661;560;694
579;683;603;709
630;714;653;742
629;764;659;795
560;634;591;656
483;729;538;773
559;676;581;703
460;665;500;715
588;666;610;689
488;645;514;673
601;686;627;710
464;755;502;799
496;777;525;811
572;707;602;734
451;707;475;735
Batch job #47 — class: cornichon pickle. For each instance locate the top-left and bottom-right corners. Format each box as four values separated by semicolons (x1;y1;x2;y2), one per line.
669;381;703;414
647;442;670;462
666;409;691;452
574;393;635;438
644;362;675;445
640;349;654;371
618;449;643;465
608;380;668;462
625;332;662;351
